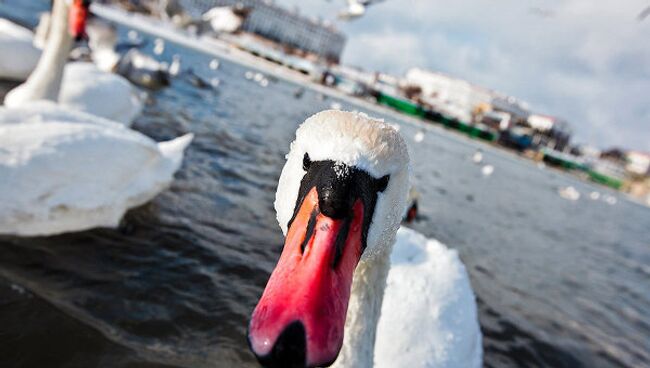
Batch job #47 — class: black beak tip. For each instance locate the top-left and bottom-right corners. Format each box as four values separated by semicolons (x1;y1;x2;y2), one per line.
250;321;307;368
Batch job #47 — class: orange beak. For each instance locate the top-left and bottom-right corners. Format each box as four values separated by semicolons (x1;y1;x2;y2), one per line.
248;188;364;367
69;0;90;41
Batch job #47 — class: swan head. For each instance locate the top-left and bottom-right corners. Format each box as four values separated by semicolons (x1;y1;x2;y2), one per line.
248;110;409;367
68;0;91;41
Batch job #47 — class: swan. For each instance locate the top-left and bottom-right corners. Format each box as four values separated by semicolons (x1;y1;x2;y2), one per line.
248;110;482;367
0;102;193;236
481;164;494;176
3;0;143;126
116;48;171;90
0;18;41;81
84;19;171;90
0;1;193;236
558;186;580;201
471;149;483;164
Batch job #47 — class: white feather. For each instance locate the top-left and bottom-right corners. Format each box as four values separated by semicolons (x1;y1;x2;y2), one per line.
274;110;410;260
275;110;482;367
0;103;192;236
0;18;41;81
58;62;143;126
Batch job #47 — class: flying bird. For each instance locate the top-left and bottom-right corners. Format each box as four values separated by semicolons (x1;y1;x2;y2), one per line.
637;5;650;21
338;0;385;20
529;6;555;18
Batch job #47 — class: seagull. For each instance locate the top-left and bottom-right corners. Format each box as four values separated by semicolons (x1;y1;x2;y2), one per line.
637;6;650;21
338;0;385;20
529;6;556;19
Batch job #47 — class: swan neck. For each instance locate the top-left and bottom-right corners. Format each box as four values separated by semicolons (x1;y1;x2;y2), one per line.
332;246;392;368
21;0;72;102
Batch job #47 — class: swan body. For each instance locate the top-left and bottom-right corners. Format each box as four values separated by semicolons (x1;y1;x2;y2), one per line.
116;48;170;90
4;2;143;126
0;102;192;236
59;62;143;126
375;227;482;368
558;186;580;201
5;60;143;128
249;110;482;368
481;164;494;176
0;18;41;81
85;18;170;90
472;150;483;164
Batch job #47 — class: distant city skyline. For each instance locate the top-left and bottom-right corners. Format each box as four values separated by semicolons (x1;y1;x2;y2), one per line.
278;0;650;152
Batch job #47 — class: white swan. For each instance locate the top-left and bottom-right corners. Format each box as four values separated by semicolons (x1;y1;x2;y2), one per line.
84;20;171;90
0;102;193;236
3;0;142;126
59;61;143;125
248;110;482;367
558;186;580;201
0;0;193;237
0;18;41;81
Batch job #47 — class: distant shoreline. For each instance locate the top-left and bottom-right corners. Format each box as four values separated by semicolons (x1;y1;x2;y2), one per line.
91;4;649;209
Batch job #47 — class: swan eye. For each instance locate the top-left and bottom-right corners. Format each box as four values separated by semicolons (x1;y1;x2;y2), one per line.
376;175;390;193
303;153;311;171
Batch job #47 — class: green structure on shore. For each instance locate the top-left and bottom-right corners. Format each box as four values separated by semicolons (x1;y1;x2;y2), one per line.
375;92;497;142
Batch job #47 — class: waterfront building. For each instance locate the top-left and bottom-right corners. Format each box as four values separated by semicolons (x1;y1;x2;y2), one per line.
625;151;650;177
525;114;572;152
179;0;346;62
403;68;493;123
491;95;530;123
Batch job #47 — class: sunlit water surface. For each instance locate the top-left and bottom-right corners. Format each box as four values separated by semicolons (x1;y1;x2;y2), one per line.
1;3;649;368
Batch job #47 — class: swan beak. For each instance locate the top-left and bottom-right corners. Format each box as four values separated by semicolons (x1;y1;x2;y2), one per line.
249;188;364;368
69;0;90;41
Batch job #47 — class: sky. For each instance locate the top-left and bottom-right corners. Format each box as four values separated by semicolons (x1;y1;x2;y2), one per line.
278;0;650;152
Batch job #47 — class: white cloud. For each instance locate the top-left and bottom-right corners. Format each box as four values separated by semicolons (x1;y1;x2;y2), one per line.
344;30;427;71
279;0;650;150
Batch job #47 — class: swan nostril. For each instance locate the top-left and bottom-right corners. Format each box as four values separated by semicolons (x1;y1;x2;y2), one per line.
254;321;307;368
320;200;348;219
319;189;353;219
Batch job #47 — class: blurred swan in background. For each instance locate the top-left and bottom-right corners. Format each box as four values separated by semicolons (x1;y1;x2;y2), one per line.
0;103;193;236
3;0;142;126
481;164;494;176
0;18;42;81
558;186;580;201
472;149;483;164
414;130;425;142
0;0;193;236
116;48;171;89
86;18;171;90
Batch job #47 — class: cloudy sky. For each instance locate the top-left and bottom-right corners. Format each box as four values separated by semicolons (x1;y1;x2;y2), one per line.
278;0;650;151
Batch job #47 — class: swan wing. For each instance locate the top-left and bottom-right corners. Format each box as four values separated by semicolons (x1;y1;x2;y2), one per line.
59;62;143;126
0;106;192;235
0;19;40;81
0;18;34;41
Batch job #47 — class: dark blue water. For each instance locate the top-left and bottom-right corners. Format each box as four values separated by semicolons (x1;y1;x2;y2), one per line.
1;2;650;367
